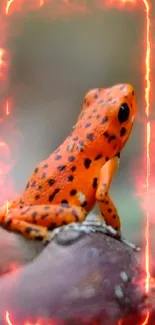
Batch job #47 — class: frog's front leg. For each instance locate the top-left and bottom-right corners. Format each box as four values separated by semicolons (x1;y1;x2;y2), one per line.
95;155;121;235
0;204;87;241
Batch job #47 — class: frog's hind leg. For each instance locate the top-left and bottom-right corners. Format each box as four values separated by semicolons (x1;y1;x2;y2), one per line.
2;219;50;241
0;204;87;241
96;155;121;234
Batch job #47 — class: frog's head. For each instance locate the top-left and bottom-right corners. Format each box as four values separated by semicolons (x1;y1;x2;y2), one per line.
101;83;136;154
75;84;136;159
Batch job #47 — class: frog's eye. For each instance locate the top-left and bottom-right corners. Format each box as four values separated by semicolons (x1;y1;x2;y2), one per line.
118;103;130;123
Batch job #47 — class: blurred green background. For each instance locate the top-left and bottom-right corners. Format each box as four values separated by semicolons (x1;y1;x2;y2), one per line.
3;1;155;252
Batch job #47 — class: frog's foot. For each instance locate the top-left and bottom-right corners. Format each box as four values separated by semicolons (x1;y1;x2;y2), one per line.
0;204;87;241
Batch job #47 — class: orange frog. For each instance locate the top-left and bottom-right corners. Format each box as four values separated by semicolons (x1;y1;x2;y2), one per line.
0;83;136;242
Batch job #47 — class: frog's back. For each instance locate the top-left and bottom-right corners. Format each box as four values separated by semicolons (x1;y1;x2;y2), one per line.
19;131;105;211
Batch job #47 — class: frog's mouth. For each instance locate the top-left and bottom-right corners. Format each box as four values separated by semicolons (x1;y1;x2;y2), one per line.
120;126;134;150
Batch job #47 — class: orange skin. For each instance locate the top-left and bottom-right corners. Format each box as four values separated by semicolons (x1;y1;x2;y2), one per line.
0;84;136;241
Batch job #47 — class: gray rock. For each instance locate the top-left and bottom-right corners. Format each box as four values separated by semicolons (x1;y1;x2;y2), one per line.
0;229;148;325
